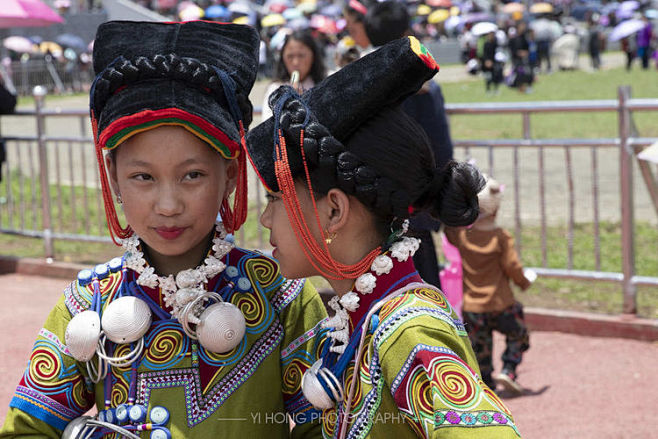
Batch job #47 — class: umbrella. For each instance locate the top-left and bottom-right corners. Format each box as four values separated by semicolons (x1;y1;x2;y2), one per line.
261;13;286;27
3;35;37;53
319;4;340;16
530;18;562;41
463;12;495;24
608;19;645;42
283;8;303;20
529;2;553;14
228;2;254;16
471;21;498;36
427;0;452;7
205;5;230;19
0;0;64;28
428;9;450;24
55;33;86;52
310;14;338;34
270;27;292;50
502;3;525;14
417;5;431;16
618;1;640;12
288;16;310;29
39;40;62;55
179;4;204;21
266;0;292;14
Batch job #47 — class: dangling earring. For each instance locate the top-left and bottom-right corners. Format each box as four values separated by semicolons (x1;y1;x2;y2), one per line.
325;231;337;244
116;194;123;205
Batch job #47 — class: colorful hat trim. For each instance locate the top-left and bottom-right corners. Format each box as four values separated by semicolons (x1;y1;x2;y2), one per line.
408;36;440;71
99;108;239;159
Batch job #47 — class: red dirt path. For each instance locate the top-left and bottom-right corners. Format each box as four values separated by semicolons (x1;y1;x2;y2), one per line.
0;273;655;437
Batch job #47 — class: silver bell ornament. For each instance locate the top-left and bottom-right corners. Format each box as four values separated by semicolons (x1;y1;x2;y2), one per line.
101;296;152;344
65;310;101;362
301;360;342;410
196;301;246;354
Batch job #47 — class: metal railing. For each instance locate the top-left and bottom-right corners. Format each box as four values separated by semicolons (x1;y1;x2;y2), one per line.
1;86;657;315
445;86;658;314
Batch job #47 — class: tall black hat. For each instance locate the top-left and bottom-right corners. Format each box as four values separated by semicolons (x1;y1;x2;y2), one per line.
90;21;259;240
91;20;259;159
245;36;439;193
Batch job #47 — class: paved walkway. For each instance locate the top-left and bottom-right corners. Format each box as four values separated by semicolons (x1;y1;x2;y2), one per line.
0;272;655;437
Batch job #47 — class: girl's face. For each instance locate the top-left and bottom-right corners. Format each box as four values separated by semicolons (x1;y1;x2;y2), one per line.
260;183;323;280
107;125;237;267
283;39;314;82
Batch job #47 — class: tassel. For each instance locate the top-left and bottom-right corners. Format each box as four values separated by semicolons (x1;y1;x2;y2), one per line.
91;111;132;245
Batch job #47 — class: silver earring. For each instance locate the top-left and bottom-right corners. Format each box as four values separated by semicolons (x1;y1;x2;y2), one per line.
116;194;123;205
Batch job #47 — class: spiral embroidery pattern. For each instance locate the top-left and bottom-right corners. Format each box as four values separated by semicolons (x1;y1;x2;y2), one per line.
143;323;189;370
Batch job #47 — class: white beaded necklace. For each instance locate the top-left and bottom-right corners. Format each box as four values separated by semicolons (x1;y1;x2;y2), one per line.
322;236;421;354
121;223;234;330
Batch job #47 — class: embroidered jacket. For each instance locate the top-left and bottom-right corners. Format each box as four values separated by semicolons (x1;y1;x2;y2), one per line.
320;258;521;438
1;247;328;438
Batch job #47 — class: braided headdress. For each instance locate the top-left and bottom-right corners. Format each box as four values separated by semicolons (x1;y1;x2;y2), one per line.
90;21;259;243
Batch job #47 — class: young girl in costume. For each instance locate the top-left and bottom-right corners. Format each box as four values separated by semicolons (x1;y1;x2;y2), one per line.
246;37;521;438
0;21;327;438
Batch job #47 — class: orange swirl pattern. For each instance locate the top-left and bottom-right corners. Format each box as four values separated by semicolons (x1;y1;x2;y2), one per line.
431;357;480;409
343;364;364;412
28;349;61;384
145;328;186;366
358;334;372;382
282;358;306;395
246;258;278;288
379;292;413;321
71;379;89;408
414;287;450;311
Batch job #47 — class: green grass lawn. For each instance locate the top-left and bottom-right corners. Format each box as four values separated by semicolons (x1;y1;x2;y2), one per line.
441;65;658;140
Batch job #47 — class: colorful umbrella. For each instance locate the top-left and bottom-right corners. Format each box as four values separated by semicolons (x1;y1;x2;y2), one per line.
529;2;553;14
39;41;62;55
179;4;204;21
417;5;432;16
310;14;338;34
283;8;303;20
608;19;646;42
55;33;86;52
261;13;286;27
428;9;450;23
502;2;525;14
471;21;498;36
427;0;452;8
0;0;64;28
3;36;37;53
205;5;230;19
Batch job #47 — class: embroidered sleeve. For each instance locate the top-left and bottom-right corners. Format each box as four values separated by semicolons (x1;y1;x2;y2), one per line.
377;312;521;438
277;278;328;435
1;294;95;436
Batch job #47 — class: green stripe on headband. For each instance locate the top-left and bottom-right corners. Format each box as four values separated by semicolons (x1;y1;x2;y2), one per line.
105;117;235;159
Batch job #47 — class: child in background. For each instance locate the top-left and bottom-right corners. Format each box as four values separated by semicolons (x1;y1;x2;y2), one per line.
445;175;533;395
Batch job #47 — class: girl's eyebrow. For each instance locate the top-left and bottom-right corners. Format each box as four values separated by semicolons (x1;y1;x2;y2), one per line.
125;158;206;167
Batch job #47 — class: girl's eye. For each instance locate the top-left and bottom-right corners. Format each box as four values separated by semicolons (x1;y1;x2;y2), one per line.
265;193;280;203
185;171;204;180
132;173;152;181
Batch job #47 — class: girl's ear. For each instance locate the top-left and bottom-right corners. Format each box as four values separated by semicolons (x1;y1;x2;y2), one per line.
224;158;239;196
324;188;351;234
105;152;120;198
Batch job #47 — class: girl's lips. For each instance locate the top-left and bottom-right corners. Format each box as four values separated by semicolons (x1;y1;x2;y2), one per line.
155;227;186;240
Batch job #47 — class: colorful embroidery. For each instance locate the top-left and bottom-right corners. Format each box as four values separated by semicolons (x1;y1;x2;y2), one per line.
137;320;284;427
408;36;439;71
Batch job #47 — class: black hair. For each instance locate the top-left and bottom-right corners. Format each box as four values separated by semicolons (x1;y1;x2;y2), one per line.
273;30;327;84
272;86;484;239
92;53;253;128
364;1;410;46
